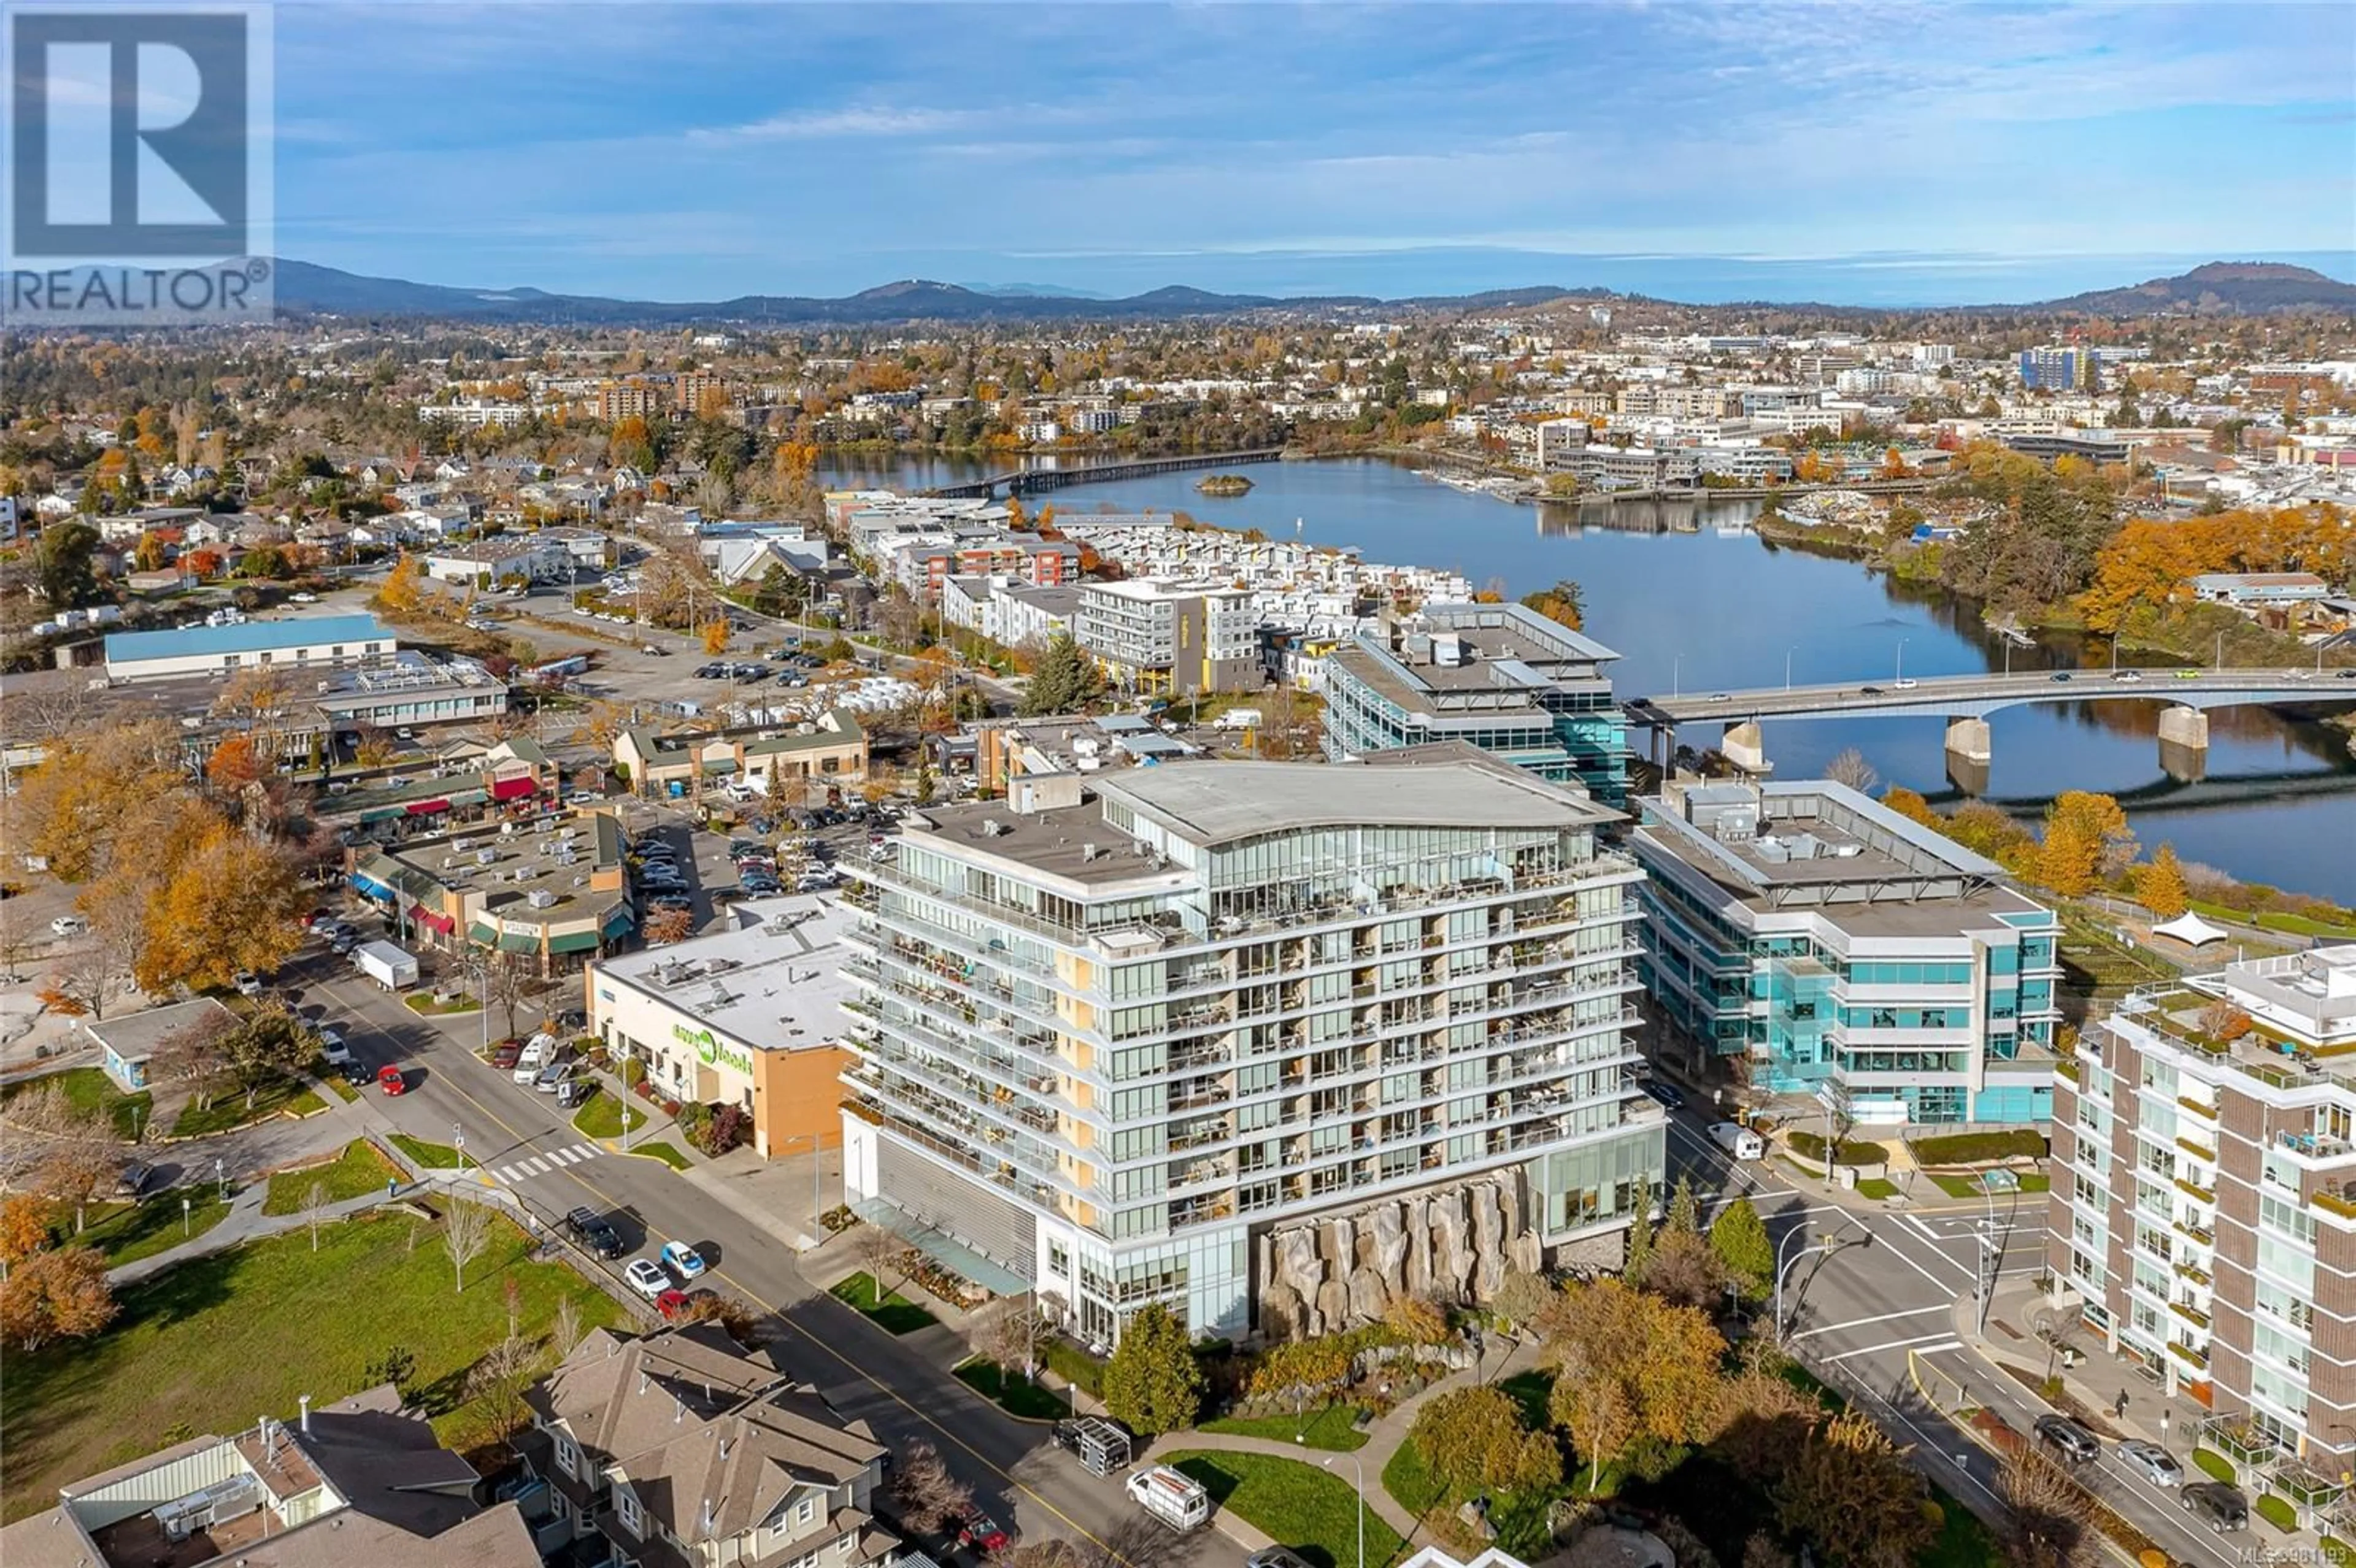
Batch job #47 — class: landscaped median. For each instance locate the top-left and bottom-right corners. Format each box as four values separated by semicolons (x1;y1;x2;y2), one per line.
389;1132;466;1170
572;1089;648;1140
1166;1450;1406;1568
624;1140;690;1170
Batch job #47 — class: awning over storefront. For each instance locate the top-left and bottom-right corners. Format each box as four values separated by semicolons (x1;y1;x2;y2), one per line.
358;807;404;824
409;905;455;936
601;909;635;937
404;798;452;817
701;758;737;775
468;921;499;947
350;870;391;898
496;931;539;955
445;789;488;808
851;1196;1031;1297
491;775;537;801
546;929;601;955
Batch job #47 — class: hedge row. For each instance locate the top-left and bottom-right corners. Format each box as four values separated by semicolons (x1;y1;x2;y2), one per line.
1787;1130;1890;1166
1910;1129;2048;1165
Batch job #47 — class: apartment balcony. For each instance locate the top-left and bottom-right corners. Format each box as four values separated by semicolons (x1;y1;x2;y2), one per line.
2275;1128;2356;1164
2168;1340;2209;1371
2173;1258;2214;1288
2170;1299;2212;1331
2177;1094;2217;1122
2172;1217;2215;1249
2174;1175;2217;1205
2176;1134;2219;1164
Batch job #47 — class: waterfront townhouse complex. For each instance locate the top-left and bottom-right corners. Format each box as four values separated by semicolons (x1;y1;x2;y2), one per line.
1631;778;2062;1125
1077;580;1260;696
2050;945;2356;1477
836;754;1661;1345
1323;604;1629;804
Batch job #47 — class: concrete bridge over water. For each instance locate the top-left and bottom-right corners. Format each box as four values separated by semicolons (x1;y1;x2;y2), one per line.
1625;666;2356;790
926;447;1287;500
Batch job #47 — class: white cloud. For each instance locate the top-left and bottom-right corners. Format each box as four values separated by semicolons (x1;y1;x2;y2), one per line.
687;105;977;144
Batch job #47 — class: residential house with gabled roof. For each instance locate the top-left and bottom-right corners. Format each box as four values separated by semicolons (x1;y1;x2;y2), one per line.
515;1324;899;1568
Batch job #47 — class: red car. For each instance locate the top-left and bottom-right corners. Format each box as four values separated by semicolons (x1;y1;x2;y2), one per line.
377;1065;408;1096
957;1512;1012;1555
490;1039;523;1069
655;1288;719;1323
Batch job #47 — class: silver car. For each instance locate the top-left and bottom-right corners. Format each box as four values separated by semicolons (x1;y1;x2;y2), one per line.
2116;1440;2181;1487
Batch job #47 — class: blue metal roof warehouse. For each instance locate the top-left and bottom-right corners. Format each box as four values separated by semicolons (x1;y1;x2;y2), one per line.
104;613;393;667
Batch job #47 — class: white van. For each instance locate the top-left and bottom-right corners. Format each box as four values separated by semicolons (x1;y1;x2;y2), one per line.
513;1036;550;1082
1125;1466;1208;1532
1710;1121;1766;1161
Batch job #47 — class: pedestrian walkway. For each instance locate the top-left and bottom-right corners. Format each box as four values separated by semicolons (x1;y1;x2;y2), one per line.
487;1140;603;1183
1138;1333;1551;1550
107;1180;405;1288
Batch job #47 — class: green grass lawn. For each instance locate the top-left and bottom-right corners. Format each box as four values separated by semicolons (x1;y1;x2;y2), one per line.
1;1212;622;1520
403;992;482;1015
1168;1450;1407;1568
1918;1486;1999;1568
572;1091;647;1140
3;1066;149;1140
828;1272;938;1334
171;1074;312;1138
389;1132;464;1170
1201;1404;1369;1451
316;1069;358;1104
1930;1172;2050;1199
262;1140;399;1215
1855;1177;1900;1201
63;1193;234;1267
2191;899;2356;940
1497;1369;1556;1430
1381;1439;1444;1517
626;1140;690;1171
953;1358;1071;1419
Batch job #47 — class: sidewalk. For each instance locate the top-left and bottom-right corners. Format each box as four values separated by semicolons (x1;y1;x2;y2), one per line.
107;1179;405;1286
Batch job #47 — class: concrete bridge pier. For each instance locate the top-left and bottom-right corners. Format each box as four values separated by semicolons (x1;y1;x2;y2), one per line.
1944;715;1992;764
2157;706;2211;783
1722;720;1773;776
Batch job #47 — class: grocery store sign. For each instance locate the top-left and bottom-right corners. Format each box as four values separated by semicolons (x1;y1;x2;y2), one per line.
673;1023;751;1077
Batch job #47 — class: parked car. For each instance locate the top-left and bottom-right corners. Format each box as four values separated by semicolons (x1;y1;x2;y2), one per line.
2181;1482;2249;1532
957;1512;1012;1554
1709;1121;1765;1159
1641;1080;1685;1112
2034;1415;2100;1466
1247;1550;1315;1568
660;1240;707;1282
564;1206;625;1258
555;1079;588;1109
490;1039;524;1069
317;1025;353;1068
117;1159;157;1197
232;970;264;996
377;1065;409;1096
534;1061;575;1094
50;915;87;937
656;1287;718;1323
624;1258;671;1297
565;790;600;806
2116;1440;2181;1487
513;1037;550;1083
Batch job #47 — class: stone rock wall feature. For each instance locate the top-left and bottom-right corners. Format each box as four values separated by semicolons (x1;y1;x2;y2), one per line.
1251;1173;1555;1336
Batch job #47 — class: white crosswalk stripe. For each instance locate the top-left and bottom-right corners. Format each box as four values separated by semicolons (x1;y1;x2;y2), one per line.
488;1143;602;1183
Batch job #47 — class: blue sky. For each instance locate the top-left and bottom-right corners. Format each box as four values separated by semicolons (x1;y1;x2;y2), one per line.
268;2;2356;305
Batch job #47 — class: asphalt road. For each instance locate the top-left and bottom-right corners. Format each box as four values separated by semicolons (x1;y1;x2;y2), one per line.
294;932;1215;1568
1660;1108;2242;1568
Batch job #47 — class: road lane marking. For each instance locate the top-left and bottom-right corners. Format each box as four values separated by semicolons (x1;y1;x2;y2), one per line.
1793;1305;1953;1340
323;974;1140;1565
1865;1224;1968;1293
1822;1333;1961;1364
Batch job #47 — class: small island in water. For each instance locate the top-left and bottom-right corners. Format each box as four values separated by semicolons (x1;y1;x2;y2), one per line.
1195;473;1254;496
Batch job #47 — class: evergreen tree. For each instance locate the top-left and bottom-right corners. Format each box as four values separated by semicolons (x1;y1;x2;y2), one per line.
1710;1196;1775;1303
1666;1173;1702;1237
1018;632;1104;716
1101;1304;1202;1436
1623;1196;1655;1283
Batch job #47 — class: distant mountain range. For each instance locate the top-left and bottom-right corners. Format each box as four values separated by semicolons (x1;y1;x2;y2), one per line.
249;257;2354;325
2037;261;2356;316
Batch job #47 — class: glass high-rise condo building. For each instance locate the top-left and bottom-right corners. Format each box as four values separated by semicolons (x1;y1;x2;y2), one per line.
1631;778;2062;1126
1322;604;1630;805
837;752;1662;1345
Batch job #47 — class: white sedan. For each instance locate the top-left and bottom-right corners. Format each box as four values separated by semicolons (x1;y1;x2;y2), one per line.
624;1259;670;1298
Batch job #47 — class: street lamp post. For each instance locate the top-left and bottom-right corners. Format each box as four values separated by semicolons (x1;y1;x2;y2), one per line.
1673;652;1682;699
181;1196;191;1237
455;1123;468;1178
215;1158;226;1201
1322;1453;1366;1568
1785;648;1795;691
1895;637;1909;683
1774;1228;1823;1342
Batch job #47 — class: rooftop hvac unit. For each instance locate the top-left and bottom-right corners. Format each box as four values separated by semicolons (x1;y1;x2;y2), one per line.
980;818;1009;837
528;890;557;909
1081;842;1102;862
475;848;497;866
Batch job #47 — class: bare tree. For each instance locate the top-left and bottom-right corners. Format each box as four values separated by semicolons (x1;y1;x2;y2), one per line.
485;958;555;1041
551;1293;585;1360
857;1220;901;1308
468;1331;543;1434
153;1010;236;1113
13;1086;120;1234
1996;1448;2096;1568
443;1201;493;1294
1825;748;1879;794
888;1439;974;1534
970;1300;1034;1382
303;1180;330;1251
